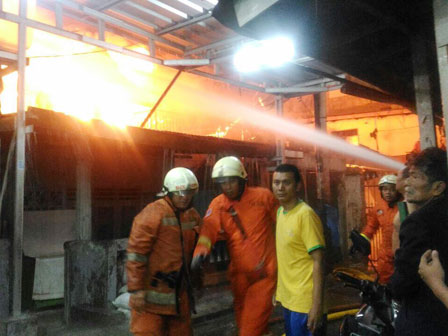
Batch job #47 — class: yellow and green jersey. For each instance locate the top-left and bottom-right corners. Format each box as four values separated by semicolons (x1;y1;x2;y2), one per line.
275;201;326;313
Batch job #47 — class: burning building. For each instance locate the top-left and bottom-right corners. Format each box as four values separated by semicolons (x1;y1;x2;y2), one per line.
1;0;446;335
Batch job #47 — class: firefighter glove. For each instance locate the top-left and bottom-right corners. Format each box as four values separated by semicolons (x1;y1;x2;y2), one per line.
191;254;205;271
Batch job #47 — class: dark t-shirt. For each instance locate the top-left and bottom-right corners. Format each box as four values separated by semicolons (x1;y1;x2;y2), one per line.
390;196;448;335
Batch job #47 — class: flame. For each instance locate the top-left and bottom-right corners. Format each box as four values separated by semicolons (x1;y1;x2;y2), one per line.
0;0;417;161
1;29;156;128
0;0;273;135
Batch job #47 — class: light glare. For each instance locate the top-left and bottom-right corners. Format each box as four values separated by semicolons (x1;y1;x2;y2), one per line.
234;37;295;73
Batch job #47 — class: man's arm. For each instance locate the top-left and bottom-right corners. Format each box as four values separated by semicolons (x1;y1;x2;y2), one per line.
265;189;279;224
191;199;222;269
362;207;380;240
419;250;448;309
127;205;160;292
307;248;325;333
392;212;401;254
126;204;161;312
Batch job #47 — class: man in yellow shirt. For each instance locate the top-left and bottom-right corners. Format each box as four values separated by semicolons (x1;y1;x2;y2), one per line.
272;164;326;336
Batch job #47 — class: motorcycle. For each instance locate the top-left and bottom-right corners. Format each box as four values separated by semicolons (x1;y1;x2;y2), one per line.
333;230;399;336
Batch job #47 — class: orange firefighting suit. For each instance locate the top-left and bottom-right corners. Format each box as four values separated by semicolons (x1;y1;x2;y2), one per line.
126;196;201;336
362;200;398;284
193;187;278;336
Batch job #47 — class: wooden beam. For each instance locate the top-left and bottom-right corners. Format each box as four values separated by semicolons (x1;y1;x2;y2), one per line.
412;35;437;149
55;1;63;29
140;69;182;128
434;0;448;165
0;11;164;65
274;95;284;166
95;0;127;11
434;0;448;48
0;50;17;63
76;159;92;240
314;92;331;203
55;0;184;51
15;108;276;158
156;12;212;35
188;69;266;93
184;36;245;56
0;64;17;77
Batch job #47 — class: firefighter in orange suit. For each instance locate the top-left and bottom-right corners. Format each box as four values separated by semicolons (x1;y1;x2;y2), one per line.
362;175;400;284
126;167;201;336
191;156;278;336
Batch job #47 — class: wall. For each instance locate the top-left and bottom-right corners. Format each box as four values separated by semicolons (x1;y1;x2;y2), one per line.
23;210;76;258
339;174;365;256
327;113;420;157
64;239;127;324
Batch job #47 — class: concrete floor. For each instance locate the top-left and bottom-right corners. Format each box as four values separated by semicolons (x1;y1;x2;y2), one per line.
35;308;342;336
34;274;359;336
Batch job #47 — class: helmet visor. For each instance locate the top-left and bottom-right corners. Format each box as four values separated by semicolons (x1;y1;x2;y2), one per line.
171;189;197;197
214;176;239;184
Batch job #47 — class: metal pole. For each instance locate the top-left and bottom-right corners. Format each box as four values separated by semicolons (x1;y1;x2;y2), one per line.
275;95;284;166
433;0;448;166
12;0;27;316
140;69;182;128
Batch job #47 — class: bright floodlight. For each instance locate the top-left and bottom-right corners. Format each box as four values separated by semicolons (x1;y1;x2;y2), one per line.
234;37;295;73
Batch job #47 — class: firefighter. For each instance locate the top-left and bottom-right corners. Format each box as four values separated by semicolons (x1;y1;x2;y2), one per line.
191;156;278;336
362;174;400;284
126;167;201;336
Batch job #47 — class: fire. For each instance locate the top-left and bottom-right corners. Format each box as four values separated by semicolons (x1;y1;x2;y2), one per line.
0;0;418;160
0;0;272;136
0;27;157;128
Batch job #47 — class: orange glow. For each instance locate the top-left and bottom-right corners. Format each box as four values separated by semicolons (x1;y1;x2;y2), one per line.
0;19;18;52
2;0;36;15
0;0;420;161
0;29;157;128
0;1;277;137
345;135;359;145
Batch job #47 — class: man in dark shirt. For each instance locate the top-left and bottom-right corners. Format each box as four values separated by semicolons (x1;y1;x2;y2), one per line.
390;147;448;336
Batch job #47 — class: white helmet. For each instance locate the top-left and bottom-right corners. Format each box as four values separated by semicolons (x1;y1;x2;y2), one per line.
378;175;397;187
163;167;199;196
212;156;247;183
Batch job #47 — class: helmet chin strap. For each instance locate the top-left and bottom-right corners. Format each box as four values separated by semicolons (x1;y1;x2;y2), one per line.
236;178;247;200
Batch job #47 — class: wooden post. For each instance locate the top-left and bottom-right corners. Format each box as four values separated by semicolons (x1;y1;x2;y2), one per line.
275;95;284;166
342;174;365;256
12;0;27;317
55;2;63;29
148;39;156;58
434;0;448;166
313;93;331;203
412;34;437;149
76;160;92;240
98;19;105;41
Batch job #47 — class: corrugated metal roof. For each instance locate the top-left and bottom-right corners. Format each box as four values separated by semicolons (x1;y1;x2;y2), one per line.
0;0;344;97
